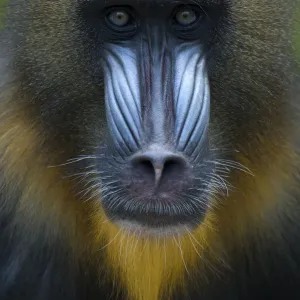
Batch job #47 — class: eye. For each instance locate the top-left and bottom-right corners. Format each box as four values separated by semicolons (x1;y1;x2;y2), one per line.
175;8;197;26
172;5;205;31
107;10;130;27
170;5;209;40
104;7;137;37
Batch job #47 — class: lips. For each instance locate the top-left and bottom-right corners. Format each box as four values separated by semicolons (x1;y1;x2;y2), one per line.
101;195;207;228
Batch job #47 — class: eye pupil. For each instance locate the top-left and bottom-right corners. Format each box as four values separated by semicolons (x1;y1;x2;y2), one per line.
108;10;130;27
182;12;190;19
176;9;197;26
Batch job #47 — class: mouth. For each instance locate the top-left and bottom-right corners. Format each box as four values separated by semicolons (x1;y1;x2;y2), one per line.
102;198;207;228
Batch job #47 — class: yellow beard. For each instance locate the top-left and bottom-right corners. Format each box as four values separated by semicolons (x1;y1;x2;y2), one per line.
93;212;218;300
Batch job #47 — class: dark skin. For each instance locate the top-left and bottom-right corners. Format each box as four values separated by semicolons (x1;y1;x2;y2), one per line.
0;0;300;299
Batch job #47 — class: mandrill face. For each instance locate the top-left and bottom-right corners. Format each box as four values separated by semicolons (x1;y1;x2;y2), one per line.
83;2;223;234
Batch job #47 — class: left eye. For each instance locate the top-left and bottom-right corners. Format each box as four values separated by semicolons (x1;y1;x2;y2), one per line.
107;10;130;27
175;8;198;26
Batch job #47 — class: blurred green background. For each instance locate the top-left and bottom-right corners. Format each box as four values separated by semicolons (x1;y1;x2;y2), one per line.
293;7;300;65
0;0;6;27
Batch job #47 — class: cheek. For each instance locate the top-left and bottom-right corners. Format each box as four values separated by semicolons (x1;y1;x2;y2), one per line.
102;44;142;155
174;44;210;155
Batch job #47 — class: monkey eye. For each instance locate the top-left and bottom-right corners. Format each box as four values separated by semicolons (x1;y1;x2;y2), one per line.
175;8;197;26
171;5;208;39
104;7;137;37
107;10;130;27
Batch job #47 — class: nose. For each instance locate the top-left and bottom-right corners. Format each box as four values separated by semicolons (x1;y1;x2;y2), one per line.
130;145;188;189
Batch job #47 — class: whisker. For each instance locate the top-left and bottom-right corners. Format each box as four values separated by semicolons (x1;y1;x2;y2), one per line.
48;155;97;168
173;234;190;277
99;228;122;251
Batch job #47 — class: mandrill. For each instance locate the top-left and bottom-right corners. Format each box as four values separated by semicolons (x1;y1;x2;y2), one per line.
0;0;300;299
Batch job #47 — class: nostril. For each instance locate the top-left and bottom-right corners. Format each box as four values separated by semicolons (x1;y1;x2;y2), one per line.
130;148;188;189
163;158;185;177
138;159;154;172
132;158;156;181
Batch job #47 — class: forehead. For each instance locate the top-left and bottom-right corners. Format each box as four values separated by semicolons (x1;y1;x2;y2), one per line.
81;0;223;8
80;0;223;18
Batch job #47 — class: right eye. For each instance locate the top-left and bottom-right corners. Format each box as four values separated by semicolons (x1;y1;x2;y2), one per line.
107;10;131;27
104;7;137;36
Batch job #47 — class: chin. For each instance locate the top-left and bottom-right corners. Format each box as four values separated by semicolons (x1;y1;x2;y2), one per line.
113;219;197;238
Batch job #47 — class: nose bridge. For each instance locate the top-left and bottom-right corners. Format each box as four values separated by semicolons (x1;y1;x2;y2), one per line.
139;25;174;145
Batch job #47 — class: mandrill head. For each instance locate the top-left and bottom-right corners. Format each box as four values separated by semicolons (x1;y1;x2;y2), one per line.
14;0;292;238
